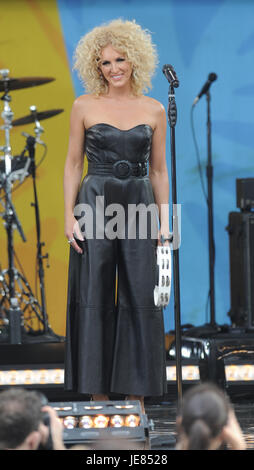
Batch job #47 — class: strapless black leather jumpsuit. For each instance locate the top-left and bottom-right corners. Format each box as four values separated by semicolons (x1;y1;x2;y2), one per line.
64;123;167;397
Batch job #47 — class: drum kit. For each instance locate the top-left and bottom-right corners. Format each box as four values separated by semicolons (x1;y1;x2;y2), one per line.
0;69;64;343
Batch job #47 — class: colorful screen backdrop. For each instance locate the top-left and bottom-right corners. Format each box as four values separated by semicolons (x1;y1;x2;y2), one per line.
0;0;254;336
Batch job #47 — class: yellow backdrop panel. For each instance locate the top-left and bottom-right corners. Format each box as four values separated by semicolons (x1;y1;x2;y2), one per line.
0;0;76;335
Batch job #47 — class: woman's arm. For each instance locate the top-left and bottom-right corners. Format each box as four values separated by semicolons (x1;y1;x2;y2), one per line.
63;98;85;253
149;102;170;243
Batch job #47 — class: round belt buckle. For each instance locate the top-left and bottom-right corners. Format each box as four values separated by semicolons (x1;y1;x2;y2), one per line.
113;160;132;179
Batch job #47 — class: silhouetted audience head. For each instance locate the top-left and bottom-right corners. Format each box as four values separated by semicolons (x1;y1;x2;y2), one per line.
176;382;246;450
0;388;43;449
0;387;65;450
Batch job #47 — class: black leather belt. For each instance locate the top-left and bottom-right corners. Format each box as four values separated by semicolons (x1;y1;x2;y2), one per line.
87;160;147;179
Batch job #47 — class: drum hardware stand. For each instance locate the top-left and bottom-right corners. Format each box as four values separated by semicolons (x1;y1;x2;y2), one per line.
0;69;23;343
1;182;27;343
162;65;183;401
0;69;14;175
0;71;48;341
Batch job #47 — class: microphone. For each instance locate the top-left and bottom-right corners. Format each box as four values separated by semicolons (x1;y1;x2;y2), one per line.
193;72;217;105
162;64;179;88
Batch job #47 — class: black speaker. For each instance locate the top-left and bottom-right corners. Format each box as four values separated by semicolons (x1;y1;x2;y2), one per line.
227;211;254;328
236;178;254;210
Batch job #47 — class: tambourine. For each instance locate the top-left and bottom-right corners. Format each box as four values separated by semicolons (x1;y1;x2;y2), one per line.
154;243;172;307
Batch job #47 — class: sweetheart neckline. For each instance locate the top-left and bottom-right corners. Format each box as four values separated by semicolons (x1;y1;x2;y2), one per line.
85;123;154;133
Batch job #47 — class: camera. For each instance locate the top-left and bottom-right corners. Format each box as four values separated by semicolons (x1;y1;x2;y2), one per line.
36;392;54;450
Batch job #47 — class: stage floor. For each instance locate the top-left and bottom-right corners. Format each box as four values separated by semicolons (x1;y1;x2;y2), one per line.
1;337;254;450
146;401;254;450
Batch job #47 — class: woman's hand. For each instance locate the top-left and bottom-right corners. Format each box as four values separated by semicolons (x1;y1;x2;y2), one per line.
157;228;171;247
65;213;84;254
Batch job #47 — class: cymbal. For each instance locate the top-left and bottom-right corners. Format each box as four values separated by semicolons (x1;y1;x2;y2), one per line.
12;109;64;126
0;76;55;92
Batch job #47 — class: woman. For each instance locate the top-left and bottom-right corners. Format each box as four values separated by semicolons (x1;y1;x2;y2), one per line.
175;383;246;450
63;19;169;413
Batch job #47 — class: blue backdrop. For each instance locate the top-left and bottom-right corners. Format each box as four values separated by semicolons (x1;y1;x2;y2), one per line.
57;0;254;332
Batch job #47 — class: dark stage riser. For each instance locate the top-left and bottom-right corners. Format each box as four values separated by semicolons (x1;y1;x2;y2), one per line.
1;328;254;402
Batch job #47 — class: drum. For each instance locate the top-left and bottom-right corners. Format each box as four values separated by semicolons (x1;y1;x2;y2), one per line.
0;154;32;186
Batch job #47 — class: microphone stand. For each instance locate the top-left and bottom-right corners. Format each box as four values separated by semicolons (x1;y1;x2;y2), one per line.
189;79;218;338
26;135;49;333
206;91;216;328
167;83;183;401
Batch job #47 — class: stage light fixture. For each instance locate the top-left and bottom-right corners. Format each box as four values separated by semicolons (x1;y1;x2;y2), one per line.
50;400;150;449
63;416;77;430
115;404;134;409
0;367;64;386
84;405;103;410
225;363;254;382
54;406;72;411
110;414;124;427
166;364;200;382
125;414;140;427
0;363;200;388
93;415;110;428
79;416;93;429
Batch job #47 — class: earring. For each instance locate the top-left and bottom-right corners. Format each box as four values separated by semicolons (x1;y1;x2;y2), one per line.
132;67;137;80
98;69;104;82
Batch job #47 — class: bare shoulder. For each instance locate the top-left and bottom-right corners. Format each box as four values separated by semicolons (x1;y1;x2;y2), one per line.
71;94;97;126
141;95;166;130
72;94;93;111
142;95;165;115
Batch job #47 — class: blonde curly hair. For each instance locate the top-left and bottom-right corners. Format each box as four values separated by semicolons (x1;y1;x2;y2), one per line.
73;18;158;96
